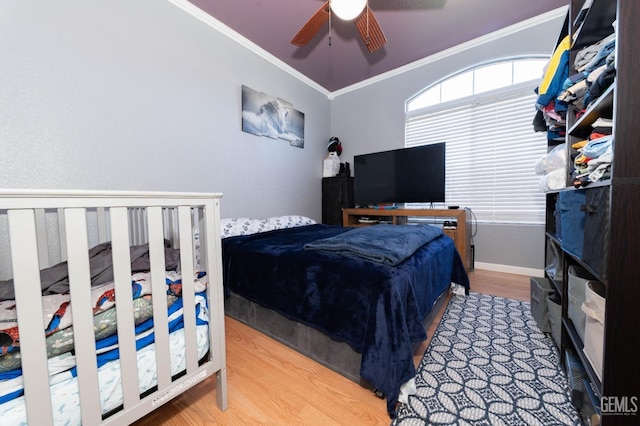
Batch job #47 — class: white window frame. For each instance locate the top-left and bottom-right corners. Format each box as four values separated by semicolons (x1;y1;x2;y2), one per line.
405;57;550;225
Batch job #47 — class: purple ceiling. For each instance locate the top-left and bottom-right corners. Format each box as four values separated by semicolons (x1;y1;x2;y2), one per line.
188;0;566;92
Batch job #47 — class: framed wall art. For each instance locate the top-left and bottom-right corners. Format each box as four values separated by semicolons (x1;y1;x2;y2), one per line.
241;85;304;148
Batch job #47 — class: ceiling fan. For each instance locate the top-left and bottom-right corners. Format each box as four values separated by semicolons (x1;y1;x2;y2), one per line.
291;0;387;52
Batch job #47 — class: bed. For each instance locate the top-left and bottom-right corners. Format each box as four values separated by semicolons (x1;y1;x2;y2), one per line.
220;217;469;417
0;189;227;425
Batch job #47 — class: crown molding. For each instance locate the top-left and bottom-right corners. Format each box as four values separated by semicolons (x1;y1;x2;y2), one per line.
330;5;568;98
168;0;331;97
169;1;566;100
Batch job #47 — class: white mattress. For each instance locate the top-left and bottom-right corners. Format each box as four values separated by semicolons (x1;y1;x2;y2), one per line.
0;324;209;425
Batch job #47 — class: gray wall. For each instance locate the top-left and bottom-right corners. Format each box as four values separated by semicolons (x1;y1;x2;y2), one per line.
0;1;564;271
0;0;331;220
330;12;565;272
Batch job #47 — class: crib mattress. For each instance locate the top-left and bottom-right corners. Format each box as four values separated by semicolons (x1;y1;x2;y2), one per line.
0;324;209;425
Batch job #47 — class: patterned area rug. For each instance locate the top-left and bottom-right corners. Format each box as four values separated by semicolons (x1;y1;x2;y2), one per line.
393;293;581;425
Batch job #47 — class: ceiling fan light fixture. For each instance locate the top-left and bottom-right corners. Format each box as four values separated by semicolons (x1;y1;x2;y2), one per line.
330;0;366;21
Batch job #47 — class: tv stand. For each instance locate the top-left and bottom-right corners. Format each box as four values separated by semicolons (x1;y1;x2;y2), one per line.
342;207;472;272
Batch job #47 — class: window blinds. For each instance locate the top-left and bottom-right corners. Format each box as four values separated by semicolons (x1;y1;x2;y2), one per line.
405;90;547;224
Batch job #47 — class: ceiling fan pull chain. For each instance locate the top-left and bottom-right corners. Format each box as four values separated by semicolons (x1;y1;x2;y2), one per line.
366;2;370;47
329;5;332;46
291;0;386;53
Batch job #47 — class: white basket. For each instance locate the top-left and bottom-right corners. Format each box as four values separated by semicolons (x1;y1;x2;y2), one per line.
568;265;591;342
581;280;606;380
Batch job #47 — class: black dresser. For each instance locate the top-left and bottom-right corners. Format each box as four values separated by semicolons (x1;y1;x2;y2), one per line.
321;177;354;225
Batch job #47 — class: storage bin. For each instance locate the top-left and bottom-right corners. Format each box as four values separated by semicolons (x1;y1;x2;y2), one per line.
554;194;562;240
530;277;555;333
568;265;592;342
580;378;601;426
565;349;587;408
558;190;587;258
545;239;562;282
547;292;562;348
581;186;609;278
582;280;606;381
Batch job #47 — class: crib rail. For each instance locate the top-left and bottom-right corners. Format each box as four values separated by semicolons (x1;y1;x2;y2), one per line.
0;190;227;425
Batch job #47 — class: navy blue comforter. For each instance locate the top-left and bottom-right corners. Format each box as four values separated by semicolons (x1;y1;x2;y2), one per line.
303;223;444;266
222;224;469;417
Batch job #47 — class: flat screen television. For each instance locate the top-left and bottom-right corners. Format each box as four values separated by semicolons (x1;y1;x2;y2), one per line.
353;143;445;206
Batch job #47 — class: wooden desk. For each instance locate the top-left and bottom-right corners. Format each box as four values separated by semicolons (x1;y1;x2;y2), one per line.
342;208;472;272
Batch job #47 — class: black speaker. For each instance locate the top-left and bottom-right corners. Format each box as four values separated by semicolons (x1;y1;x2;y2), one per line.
322;177;354;225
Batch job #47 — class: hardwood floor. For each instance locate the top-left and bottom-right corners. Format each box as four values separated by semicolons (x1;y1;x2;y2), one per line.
133;269;531;425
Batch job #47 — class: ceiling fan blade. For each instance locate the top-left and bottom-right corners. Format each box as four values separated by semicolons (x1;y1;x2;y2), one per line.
354;6;387;52
291;1;330;47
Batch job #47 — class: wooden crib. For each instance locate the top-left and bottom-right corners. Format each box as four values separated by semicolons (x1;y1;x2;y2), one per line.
0;189;227;425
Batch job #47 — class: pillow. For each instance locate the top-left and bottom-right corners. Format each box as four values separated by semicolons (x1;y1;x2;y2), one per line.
220;218;265;238
262;215;316;230
220;216;316;238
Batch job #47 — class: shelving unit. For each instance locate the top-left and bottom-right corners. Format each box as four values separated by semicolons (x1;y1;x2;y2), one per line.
543;1;640;424
322;177;354;226
342;207;472;272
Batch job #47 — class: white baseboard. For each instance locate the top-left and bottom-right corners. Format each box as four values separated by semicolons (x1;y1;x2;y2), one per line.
474;262;543;278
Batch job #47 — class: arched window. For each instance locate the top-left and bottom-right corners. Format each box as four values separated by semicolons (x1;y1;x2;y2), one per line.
405;57;549;224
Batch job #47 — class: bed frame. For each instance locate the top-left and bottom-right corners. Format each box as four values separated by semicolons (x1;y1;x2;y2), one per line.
0;189;227;424
225;289;448;389
220;222;469;417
